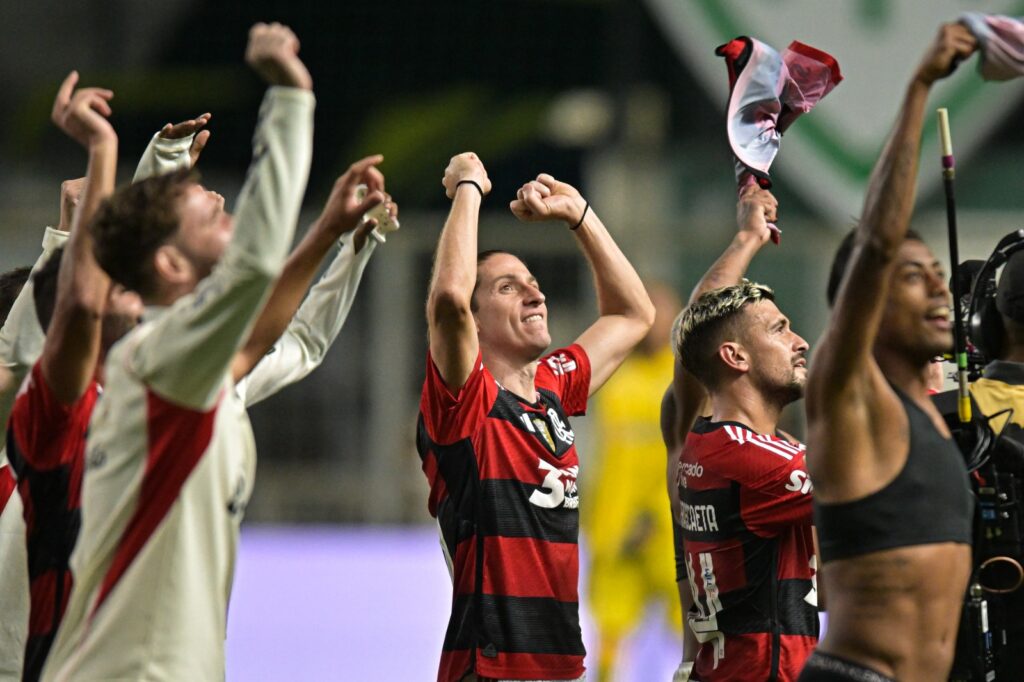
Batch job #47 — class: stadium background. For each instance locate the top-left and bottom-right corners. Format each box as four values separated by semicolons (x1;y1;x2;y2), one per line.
3;1;1024;678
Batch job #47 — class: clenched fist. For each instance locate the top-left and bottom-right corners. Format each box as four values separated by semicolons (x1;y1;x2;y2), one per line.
509;174;586;226
442;152;492;200
245;22;313;90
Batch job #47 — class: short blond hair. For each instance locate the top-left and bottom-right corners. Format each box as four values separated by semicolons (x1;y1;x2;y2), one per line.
674;280;774;389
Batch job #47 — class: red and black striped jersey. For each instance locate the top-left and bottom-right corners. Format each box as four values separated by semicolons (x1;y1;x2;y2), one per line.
6;361;98;681
418;345;591;682
676;417;818;682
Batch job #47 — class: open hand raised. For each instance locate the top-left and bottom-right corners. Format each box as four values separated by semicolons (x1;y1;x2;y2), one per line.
51;71;115;148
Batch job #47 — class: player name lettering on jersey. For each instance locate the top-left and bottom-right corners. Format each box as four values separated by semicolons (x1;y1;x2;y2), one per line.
682;501;720;532
784;469;813;495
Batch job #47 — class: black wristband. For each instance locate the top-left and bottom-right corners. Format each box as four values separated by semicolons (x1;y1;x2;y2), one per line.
570;201;589;230
456;179;484;198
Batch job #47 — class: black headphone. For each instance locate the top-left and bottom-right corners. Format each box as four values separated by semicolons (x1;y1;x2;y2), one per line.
967;228;1024;362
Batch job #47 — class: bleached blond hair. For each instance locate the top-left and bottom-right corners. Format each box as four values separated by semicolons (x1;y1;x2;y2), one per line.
673;280;775;389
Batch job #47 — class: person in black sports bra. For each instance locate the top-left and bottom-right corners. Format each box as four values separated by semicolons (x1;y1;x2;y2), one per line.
802;23;978;682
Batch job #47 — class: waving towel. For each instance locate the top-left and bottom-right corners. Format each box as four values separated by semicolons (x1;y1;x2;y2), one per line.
961;12;1024;81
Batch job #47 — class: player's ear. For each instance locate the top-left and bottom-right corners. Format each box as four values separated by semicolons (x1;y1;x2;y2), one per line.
718;341;749;374
153;244;195;288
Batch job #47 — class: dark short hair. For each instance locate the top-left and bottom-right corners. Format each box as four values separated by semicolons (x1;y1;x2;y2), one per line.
0;265;32;327
92;168;195;298
471;249;521;312
826;227;924;307
31;247;63;332
674;280;775;391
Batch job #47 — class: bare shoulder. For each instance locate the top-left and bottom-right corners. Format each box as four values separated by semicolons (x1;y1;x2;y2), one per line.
807;363;909;502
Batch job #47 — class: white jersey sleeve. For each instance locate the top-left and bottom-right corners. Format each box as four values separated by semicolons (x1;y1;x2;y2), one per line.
0;227;69;426
237;230;378;407
132;132;193;182
128;87;315;410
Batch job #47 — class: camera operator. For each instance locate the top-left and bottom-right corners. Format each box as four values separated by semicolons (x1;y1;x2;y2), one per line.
955;248;1024;680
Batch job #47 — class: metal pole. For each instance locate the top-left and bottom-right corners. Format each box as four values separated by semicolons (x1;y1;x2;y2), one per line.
938;108;971;423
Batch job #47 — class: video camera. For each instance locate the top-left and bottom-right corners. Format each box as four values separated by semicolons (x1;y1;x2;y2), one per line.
936;229;1024;681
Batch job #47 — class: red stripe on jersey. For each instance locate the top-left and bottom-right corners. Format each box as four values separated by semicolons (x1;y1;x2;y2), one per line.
452;536;476;596
437;648;472;682
0;466;14;513
451;536;580;600
694;632;816;682
481;536;579;601
683;538;750;594
28;570;73;636
92;390;218;614
477;651;585;681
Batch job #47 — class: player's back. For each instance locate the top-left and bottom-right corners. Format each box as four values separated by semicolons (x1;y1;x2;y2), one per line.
42;321;256;681
678;418;817;682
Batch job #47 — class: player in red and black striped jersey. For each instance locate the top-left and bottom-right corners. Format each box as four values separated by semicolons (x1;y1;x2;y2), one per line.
419;345;591;681
677;419;817;682
662;185;818;682
419;153;655;681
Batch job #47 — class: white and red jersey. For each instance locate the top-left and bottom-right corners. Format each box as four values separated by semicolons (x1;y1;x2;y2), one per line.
0;225;68;680
677;417;817;682
42;86;314;682
7;362;99;681
0;462;27;680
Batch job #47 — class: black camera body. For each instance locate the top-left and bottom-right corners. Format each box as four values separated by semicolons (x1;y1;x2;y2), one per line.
936;229;1024;681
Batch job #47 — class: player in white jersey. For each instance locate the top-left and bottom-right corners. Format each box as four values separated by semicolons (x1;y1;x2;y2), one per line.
0;94;361;677
125;109;395;401
0;184;74;680
40;23;357;681
0;111;210;681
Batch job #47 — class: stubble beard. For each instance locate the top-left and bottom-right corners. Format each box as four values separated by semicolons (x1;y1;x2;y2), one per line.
758;367;805;411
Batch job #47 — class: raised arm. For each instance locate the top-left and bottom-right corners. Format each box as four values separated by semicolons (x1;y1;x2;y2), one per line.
426;152;492;390
38;72;118;404
667;186;777;447
510;174;655;395
133;23;314;409
57;177;84;233
236;223;380;406
663;188;774;676
132;113;210;182
810;24;976;395
231;155;386;383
